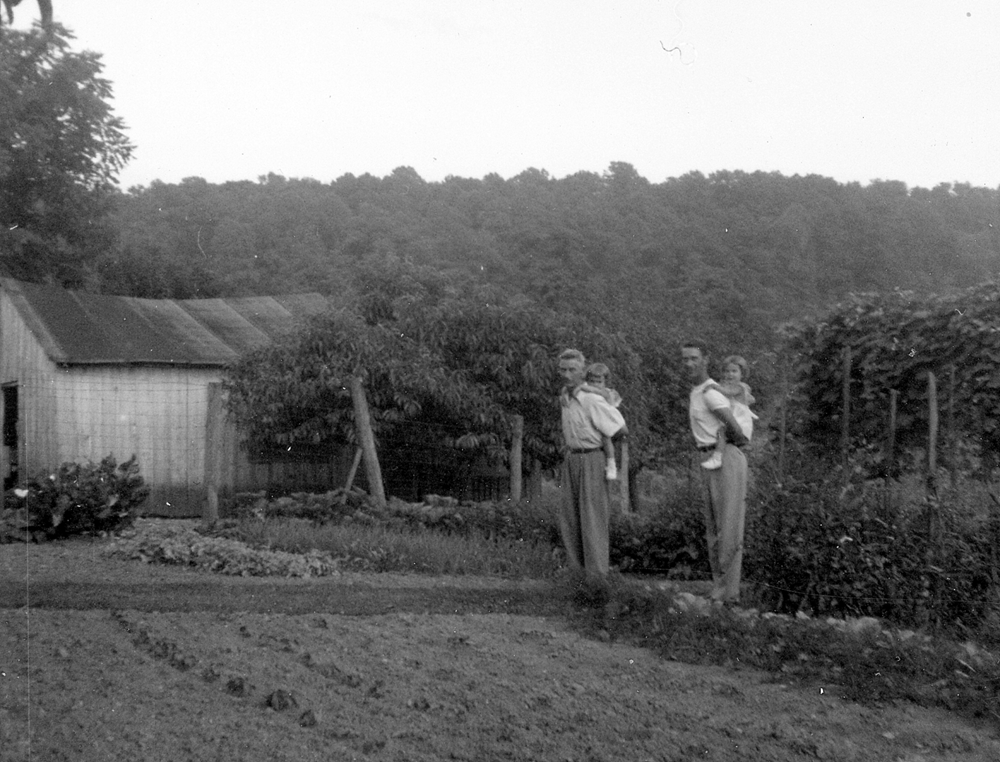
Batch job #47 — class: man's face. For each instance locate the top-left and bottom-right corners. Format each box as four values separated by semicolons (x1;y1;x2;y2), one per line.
681;347;708;383
559;359;585;388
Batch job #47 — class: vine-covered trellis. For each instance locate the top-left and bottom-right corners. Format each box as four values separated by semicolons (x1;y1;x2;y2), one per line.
781;282;1000;479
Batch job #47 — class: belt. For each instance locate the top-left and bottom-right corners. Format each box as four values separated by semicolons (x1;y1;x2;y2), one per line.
699;443;745;452
569;447;601;454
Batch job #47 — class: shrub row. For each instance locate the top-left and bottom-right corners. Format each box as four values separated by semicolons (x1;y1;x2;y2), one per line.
0;455;149;543
230;486;712;578
744;474;999;632
222;467;999;635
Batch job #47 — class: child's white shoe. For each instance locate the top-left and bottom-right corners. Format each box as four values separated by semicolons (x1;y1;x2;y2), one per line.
701;452;723;470
605;461;618;480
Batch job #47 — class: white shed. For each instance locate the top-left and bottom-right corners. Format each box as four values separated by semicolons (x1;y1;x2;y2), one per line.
0;278;332;516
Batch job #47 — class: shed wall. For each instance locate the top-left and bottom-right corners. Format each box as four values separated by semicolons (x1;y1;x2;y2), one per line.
58;365;218;516
1;289;355;518
0;292;63;479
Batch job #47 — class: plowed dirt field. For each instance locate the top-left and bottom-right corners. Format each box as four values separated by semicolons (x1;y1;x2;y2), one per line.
2;528;998;761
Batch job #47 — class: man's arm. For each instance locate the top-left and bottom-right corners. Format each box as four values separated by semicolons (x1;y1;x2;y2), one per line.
584;393;627;441
710;406;748;447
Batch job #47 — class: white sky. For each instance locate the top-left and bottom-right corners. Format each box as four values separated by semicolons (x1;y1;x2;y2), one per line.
10;1;1000;191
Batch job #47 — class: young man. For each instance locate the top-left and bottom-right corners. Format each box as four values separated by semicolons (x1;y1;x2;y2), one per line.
557;348;627;575
681;341;750;603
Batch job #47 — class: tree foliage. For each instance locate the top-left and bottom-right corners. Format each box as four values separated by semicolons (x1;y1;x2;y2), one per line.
224;260;666;475
0;24;133;285
103;168;1000;416
782;282;1000;467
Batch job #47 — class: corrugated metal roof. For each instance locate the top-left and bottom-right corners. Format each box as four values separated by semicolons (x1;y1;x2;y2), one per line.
1;278;329;367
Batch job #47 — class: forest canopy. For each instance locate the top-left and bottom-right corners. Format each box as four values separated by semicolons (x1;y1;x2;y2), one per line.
94;167;999;361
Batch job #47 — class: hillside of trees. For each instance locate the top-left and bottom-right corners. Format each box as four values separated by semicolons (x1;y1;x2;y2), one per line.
6;27;1000;472
94;166;1000;364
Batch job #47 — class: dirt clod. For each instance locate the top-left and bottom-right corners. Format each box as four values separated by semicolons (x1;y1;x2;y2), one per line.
266;689;297;711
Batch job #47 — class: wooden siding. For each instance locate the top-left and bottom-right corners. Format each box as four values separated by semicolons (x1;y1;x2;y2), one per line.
205;383;356;512
0;292;63;477
1;291;216;516
55;365;218;516
0;288;355;519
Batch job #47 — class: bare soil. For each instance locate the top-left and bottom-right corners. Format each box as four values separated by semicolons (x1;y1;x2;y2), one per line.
2;530;999;762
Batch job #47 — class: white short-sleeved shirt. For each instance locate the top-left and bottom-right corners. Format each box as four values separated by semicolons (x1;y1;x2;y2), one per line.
561;388;626;450
730;400;756;441
689;379;731;447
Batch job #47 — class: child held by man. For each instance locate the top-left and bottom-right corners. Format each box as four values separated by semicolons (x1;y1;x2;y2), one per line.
581;362;622;480
701;355;758;470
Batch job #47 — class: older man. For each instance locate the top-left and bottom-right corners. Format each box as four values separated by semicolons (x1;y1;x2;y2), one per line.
557;348;627;575
681;340;750;604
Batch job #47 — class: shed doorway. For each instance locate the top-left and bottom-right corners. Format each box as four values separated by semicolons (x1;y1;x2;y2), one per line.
2;384;18;490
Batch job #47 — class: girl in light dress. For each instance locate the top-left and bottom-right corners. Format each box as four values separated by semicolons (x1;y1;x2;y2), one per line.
701;355;758;470
581;362;622;480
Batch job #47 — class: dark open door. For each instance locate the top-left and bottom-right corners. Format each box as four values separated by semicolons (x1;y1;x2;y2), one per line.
2;384;19;490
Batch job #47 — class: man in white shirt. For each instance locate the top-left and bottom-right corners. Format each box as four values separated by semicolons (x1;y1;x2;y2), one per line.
681;341;750;603
557;348;627;575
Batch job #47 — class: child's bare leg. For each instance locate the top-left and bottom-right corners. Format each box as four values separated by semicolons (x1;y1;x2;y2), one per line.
603;436;617;479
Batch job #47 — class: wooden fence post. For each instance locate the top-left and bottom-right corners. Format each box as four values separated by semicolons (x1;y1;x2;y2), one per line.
619;439;631;511
204;382;224;527
344;447;363;491
885;389;898;512
778;359;788;485
350;375;386;509
927;371;939;499
841;346;852;493
948;364;957;490
510;415;524;504
525;458;542;502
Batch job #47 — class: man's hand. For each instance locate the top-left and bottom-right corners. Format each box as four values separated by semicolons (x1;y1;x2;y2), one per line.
711;408;747;447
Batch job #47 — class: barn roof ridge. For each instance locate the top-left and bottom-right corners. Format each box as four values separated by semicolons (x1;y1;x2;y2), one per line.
0;278;328;367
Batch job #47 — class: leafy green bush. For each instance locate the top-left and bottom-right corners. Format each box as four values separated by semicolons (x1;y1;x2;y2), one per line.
609;499;711;578
570;572;1000;725
745;468;998;631
1;455;149;542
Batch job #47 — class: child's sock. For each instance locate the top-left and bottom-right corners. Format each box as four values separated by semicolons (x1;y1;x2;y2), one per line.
701;452;723;470
605;459;617;480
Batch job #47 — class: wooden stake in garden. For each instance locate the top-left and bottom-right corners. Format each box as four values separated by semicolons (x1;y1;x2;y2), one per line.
927;370;939;498
344;447;363;491
509;414;524;504
350;375;387;510
778;358;788;485
203;382;224;527
619;439;631;511
841;346;851;493
948;364;957;490
885;389;898;512
926;370;941;553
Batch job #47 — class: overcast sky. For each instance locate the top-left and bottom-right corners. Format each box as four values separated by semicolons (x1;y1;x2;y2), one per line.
11;1;999;191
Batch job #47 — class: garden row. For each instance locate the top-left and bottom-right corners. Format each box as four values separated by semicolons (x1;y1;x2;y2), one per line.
3;453;997;638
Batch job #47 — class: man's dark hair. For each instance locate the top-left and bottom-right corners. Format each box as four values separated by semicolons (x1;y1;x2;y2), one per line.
559;348;586;366
681;339;710;356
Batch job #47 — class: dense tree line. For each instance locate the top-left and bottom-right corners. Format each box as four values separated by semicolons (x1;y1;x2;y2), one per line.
5;26;1000;472
96;167;1000;359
